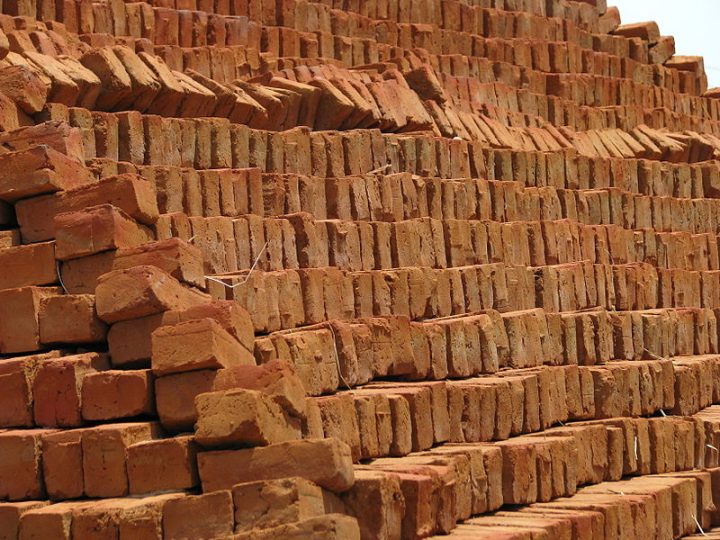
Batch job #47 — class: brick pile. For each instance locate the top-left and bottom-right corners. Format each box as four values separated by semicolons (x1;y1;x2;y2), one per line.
1;0;720;538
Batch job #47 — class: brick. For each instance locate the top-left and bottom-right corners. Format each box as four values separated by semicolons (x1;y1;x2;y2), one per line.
71;494;181;540
212;359;307;418
162;491;234;540
41;428;89;501
0;242;56;291
199;438;355;493
56;174;159;225
0;145;92;202
232;477;341;532
112;237;206;288
32;352;110;427
0;351;60;428
111;45;161;111
127;435;199;495
139;52;185;116
0;286;60;353
195;388;301;448
79;46;133;110
57;251;115;294
95;265;209;324
0;429;58;501
614;21;660;44
81;422;161;498
342;470;404;540
155;369;216;432
0;64;47;114
315;394;362;462
81;369;154;421
18;501;93;539
175;299;254;352
151;318;254;375
39;294;107;344
54;204;154;261
107;312;177;367
0;501;48;540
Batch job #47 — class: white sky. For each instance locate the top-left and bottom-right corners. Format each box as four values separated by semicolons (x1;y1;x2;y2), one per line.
610;0;720;88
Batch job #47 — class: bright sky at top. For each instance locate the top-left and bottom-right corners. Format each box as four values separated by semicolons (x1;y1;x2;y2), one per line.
610;0;720;88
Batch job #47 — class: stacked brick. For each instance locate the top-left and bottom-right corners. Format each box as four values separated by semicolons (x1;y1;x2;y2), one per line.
1;0;720;539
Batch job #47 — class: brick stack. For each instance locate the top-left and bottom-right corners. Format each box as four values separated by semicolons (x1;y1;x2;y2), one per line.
1;0;720;538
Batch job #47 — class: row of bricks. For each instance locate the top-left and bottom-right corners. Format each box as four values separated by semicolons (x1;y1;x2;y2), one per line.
309;360;719;459
16;417;716;540
3;445;713;540
208;262;720;333
16;39;716;157
73;115;720;203
2;258;717;387
138;33;719;137
546;75;712;118
9;46;398;133
1;487;356;540
104;166;720;235
138;0;571;23
84;154;720;219
357;441;718;538
434;472;717;540
147;212;720;273
252;308;720;394
47;243;713;334
7;10;720;130
0;429;358;537
47;239;715;376
21;163;720;242
443;74;720;136
4;1;636;104
43;106;720;200
567;127;718;164
198;416;720;537
20;0;599;54
0;361;710;504
384;33;703;99
6;159;716;273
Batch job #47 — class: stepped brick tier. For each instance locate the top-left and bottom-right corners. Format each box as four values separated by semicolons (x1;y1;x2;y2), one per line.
3;0;720;538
